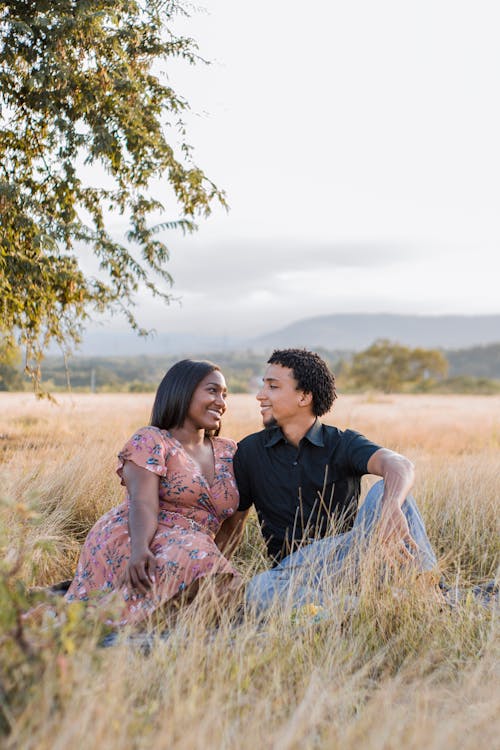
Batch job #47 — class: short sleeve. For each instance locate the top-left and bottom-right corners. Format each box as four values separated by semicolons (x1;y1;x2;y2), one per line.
343;430;381;475
233;444;253;511
116;426;169;484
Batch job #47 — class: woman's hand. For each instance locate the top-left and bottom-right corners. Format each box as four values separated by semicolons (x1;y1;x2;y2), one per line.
126;545;157;595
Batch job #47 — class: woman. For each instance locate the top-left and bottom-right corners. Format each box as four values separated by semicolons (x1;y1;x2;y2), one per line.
65;359;246;626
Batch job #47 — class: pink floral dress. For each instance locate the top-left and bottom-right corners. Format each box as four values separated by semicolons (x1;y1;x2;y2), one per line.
65;426;241;625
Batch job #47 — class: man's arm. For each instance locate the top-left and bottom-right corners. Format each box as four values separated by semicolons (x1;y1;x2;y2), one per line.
366;448;417;556
215;510;250;558
222;443;253;557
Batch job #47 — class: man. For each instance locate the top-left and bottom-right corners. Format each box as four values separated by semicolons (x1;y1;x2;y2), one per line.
229;348;437;613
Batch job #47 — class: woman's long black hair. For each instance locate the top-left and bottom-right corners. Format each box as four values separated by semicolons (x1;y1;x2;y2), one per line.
150;359;221;434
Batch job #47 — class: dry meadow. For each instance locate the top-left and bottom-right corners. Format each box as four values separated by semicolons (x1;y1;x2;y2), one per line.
0;391;499;748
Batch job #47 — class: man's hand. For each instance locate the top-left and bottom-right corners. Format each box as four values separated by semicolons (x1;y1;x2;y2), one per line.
126;546;156;595
377;501;418;561
215;510;249;558
366;448;418;563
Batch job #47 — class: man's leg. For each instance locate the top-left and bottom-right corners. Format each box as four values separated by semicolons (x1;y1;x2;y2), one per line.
245;532;352;615
245;480;437;614
244;568;323;615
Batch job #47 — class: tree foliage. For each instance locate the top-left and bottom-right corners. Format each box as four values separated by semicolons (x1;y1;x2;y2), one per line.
0;336;23;390
345;339;448;393
0;0;225;385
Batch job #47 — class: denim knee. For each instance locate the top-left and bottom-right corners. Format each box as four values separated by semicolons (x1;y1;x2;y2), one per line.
355;479;437;570
245;569;284;612
353;479;385;534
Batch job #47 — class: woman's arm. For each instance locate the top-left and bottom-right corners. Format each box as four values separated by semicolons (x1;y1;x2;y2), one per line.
122;460;160;594
214;510;249;559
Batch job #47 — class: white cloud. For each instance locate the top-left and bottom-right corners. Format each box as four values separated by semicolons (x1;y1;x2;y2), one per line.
81;0;500;341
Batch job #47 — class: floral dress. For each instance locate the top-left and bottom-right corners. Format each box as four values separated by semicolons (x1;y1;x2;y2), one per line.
65;426;241;625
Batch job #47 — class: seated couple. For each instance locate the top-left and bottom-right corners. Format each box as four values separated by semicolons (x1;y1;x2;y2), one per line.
65;349;438;626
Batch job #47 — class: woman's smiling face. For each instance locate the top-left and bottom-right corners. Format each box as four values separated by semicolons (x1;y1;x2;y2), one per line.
184;369;228;431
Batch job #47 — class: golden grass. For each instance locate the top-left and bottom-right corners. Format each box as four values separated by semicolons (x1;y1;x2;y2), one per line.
0;391;499;748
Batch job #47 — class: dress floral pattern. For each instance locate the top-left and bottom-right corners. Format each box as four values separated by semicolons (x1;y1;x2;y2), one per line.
65;426;241;625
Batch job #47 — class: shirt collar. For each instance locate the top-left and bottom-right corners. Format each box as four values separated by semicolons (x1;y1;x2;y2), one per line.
263;419;324;448
303;418;325;447
263;425;285;448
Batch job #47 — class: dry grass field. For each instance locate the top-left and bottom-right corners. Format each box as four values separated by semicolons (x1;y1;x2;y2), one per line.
0;391;499;748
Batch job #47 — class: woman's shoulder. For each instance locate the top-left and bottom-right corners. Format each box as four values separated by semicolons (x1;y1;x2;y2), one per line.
131;424;162;434
126;425;167;441
120;425;177;455
213;436;237;455
128;425;175;441
117;426;173;479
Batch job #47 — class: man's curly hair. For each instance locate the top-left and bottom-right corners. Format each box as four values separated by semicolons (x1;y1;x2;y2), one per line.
267;348;337;417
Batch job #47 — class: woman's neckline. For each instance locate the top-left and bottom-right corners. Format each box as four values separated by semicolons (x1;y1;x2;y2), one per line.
163;429;218;489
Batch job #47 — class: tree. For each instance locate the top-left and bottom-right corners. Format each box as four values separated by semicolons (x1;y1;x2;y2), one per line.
0;337;24;390
0;0;225;386
346;340;448;393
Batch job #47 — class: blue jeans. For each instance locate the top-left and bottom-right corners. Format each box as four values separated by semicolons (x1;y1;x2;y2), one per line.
245;480;438;614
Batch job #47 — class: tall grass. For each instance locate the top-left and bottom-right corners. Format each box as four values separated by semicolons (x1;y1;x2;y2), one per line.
0;392;498;748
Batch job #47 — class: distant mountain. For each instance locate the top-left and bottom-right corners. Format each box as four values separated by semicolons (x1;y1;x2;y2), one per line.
71;313;500;356
250;314;500;351
447;343;500;379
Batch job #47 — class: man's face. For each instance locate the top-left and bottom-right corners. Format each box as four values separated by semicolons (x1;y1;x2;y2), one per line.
256;363;307;427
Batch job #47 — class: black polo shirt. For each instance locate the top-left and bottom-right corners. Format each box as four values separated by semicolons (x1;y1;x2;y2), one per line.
233;420;381;563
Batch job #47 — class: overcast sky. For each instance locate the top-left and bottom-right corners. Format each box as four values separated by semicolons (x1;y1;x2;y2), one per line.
87;0;500;341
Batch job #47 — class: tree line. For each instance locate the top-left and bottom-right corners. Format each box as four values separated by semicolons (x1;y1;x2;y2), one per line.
1;340;499;394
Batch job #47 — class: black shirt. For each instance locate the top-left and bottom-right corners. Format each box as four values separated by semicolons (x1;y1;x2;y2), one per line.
233;419;381;563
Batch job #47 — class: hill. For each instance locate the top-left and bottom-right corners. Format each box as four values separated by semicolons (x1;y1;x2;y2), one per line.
250;314;500;351
447;343;500;379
